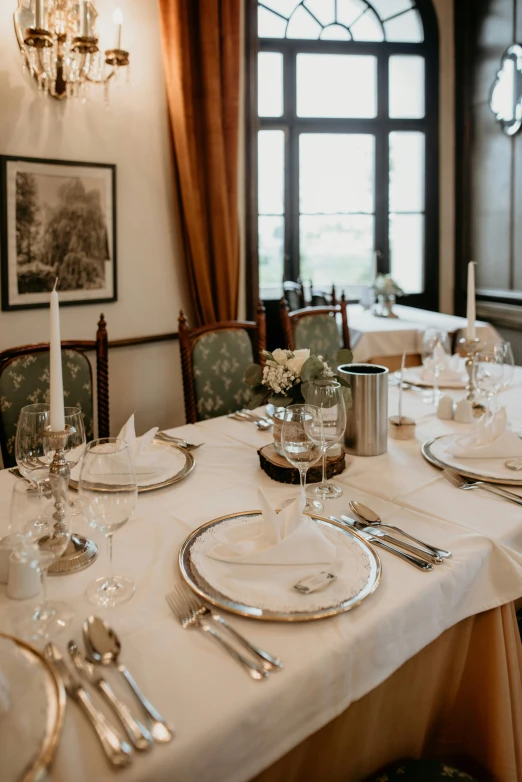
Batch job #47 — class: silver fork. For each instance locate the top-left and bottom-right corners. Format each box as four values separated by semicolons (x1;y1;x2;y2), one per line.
442;468;522;506
155;433;204;450
165;587;269;681
166;588;283;672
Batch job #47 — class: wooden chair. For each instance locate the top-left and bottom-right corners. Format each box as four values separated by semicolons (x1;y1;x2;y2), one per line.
178;303;266;424
283;279;306;311
0;314;109;468
280;296;351;359
310;283;337;307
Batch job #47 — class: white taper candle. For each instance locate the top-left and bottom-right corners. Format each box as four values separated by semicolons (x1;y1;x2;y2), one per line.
466;261;476;340
113;8;123;49
49;279;65;431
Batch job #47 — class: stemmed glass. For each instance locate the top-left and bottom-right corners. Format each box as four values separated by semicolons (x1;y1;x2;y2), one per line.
281;405;323;513
305;379;347;501
15;404;53;532
421;329;451;404
475;351;504;415
10;481;73;642
79;438;138;608
492;341;515;391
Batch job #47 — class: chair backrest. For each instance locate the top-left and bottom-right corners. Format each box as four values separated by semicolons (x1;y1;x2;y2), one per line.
0;315;109;468
309;283;337;307
280;297;350;361
283;280;306;311
178;303;266;424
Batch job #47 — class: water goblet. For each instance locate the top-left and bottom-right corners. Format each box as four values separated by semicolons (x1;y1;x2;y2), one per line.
475;351;504;415
305;379;347;501
15;403;53;532
493;341;515;391
281;405;323;513
421;329;451;404
79;438;138;608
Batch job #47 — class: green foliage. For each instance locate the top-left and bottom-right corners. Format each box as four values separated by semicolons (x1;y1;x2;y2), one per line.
245;363;263;386
300;356;325;382
16;172;41;265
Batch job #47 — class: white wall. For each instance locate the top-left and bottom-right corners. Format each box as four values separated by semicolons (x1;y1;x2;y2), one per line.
0;0;191;435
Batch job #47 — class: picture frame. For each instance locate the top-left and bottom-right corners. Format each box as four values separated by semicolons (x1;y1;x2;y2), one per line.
0;155;117;311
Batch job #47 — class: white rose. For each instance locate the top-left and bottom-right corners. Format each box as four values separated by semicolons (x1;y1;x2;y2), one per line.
287;355;308;376
272;348;289;366
293;349;310;362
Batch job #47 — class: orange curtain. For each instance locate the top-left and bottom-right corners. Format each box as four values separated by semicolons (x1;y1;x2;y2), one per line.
158;0;241;325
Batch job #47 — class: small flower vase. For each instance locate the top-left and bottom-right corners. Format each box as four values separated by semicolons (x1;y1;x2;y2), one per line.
266;404;287;456
378;294;397;318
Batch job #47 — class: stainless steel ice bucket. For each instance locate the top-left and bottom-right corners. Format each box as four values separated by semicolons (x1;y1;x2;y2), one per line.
337;363;388;456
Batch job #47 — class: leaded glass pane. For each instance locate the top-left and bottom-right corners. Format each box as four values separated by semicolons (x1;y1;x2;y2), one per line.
384;9;423;42
370;0;413;19
258;52;284;117
258;5;287;37
300;134;375;214
390;132;425;212
390;214;424;293
259;216;285;287
304;0;335;26
321;23;351;40
258;130;285;215
286;4;322;38
300;215;375;287
389;55;425;118
351;9;384;41
336;0;368;28
297;54;377;118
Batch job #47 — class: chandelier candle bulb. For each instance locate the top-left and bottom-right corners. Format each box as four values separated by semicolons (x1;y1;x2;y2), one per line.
466;261;476;340
113;8;123;49
79;0;89;37
35;0;45;28
49;280;65;432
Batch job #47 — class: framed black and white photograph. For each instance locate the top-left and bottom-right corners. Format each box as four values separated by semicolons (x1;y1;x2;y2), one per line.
0;155;117;311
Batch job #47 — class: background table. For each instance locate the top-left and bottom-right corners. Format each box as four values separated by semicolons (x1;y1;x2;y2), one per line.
0;372;521;782
347;304;501;367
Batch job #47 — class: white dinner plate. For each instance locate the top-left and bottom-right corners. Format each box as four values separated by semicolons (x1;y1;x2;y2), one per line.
179;511;381;622
422;434;522;486
401;367;467;389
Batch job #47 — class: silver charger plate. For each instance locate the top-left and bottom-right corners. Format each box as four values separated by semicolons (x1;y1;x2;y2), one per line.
69;440;195;494
179;511;381;622
422;435;522;486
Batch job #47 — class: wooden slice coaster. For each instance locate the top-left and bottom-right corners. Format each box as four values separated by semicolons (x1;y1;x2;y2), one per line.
258;444;346;485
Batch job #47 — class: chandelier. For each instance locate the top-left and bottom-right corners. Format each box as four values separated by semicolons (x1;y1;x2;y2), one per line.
14;1;130;103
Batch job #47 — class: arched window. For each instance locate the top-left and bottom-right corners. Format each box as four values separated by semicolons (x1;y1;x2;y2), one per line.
247;0;439;309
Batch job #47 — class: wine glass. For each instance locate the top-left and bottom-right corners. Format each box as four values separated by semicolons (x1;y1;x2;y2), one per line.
9;480;73;642
79;438;138;608
281;405;323;513
475;351;504;415
42;406;87;519
305;379;347;501
15;403;53;532
492;341;515;391
421;329;451;404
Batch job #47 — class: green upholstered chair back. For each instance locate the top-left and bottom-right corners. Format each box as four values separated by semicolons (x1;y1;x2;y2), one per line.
0;349;94;467
293;313;341;361
191;329;253;421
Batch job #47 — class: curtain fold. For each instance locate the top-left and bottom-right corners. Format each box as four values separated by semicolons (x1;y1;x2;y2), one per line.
158;0;241;325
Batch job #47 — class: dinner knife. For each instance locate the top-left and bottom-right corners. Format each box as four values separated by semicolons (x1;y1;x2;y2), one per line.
348;520;442;564
330;516;433;571
68;641;153;751
44;643;132;767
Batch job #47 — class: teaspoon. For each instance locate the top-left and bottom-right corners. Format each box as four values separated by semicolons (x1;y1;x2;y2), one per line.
83;616;175;743
349;501;452;560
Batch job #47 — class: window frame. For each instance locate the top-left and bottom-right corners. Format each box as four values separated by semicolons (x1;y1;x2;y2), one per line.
245;0;440;314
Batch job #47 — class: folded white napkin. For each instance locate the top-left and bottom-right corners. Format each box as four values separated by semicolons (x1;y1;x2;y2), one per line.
449;407;522;459
206;489;336;566
421;352;463;384
117;414;160;477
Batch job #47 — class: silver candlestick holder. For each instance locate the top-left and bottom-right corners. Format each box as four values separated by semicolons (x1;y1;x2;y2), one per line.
43;424;98;576
458;336;485;415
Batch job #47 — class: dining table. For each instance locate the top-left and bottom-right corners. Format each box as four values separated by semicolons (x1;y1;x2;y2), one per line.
1;370;522;782
347;304;501;365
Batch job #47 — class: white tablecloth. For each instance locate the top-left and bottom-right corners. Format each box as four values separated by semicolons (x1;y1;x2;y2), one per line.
1;374;522;782
348;304;501;362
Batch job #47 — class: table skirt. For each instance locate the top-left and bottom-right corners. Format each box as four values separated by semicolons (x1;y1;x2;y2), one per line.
252;603;522;782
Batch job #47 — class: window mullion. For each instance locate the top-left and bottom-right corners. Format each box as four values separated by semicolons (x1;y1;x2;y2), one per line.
285;50;299;282
375;53;390;274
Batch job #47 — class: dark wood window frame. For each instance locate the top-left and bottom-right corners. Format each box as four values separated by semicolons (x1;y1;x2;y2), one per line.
245;0;440;316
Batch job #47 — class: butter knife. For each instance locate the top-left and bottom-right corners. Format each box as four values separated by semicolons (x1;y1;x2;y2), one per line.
44;643;132;767
349;520;442;564
68;641;153;751
331;516;433;571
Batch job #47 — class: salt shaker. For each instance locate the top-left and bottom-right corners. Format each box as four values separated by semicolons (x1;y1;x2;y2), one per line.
7;550;40;600
454;399;474;424
437;396;454;420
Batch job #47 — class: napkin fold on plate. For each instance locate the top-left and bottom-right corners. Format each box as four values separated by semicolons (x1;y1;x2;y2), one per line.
448;407;522;459
421;351;464;384
117;414;161;477
206;489;336;566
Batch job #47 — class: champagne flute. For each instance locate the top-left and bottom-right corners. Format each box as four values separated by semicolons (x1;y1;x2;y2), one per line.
421;329;451;404
281;405;323;513
493;341;515;390
10;481;73;642
475;351;504;415
79;438;138;608
15;404;53;531
305;379;346;501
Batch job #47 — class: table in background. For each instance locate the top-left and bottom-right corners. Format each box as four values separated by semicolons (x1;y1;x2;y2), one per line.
0;372;521;782
347;304;501;368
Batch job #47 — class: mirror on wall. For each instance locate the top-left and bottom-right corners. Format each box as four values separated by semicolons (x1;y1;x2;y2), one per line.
490;44;522;136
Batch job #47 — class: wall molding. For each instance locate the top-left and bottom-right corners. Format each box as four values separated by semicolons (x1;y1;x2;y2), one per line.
108;332;178;350
477;302;522;330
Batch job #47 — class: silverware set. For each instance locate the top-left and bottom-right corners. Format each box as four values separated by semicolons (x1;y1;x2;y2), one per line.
228;409;273;430
442;468;522;507
45;615;174;768
165;585;282;681
154;432;204;450
330;499;452;572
